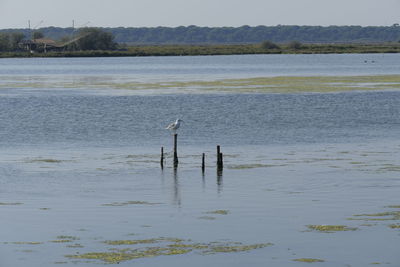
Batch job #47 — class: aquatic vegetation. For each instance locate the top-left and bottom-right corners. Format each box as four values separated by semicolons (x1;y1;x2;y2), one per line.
6;75;399;94
228;163;278;169
293;258;325;263
66;238;272;264
350;211;400;221
104;237;184;246
306;225;358;232
388;224;400;229
10;241;43;245
66;247;192;264
57;236;79;241
386;205;400;208
66;243;84;248
50;239;73;243
0;202;23;206
102;201;160;206
202;243;272;254
205;210;230;215
28;158;62;163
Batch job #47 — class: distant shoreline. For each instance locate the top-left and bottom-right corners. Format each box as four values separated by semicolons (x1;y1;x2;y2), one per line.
1;43;400;58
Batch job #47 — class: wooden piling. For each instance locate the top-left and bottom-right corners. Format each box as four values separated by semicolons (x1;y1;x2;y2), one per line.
173;133;178;167
160;146;164;169
217;145;223;170
202;153;205;173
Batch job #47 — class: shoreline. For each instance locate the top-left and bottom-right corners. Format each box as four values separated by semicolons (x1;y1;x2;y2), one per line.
1;43;400;58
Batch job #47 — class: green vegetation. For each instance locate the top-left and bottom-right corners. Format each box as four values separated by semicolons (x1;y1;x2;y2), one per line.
0;202;23;205
307;225;358;232
293;258;325;263
66;238;272;264
3;25;400;44
102;201;160;206
205;210;230;215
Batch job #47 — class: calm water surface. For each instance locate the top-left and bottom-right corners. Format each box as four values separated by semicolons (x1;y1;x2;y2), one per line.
0;55;399;267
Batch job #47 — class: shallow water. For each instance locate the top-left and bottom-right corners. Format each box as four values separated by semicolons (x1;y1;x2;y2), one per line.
0;55;400;267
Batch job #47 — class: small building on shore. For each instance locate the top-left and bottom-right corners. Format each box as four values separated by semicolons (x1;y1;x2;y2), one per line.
19;38;64;53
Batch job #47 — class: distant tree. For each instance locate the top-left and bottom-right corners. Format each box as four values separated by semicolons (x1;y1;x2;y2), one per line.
76;28;117;50
261;40;280;49
288;40;302;49
33;31;44;39
10;32;25;50
0;33;11;51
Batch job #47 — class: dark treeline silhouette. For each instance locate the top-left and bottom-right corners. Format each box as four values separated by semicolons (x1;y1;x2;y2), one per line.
1;25;400;45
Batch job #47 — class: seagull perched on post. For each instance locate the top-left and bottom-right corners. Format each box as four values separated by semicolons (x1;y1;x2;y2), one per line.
166;119;183;134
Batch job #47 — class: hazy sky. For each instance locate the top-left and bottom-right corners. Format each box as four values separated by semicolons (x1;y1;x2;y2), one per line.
1;0;400;29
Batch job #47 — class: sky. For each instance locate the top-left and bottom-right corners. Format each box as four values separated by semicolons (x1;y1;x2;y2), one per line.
0;0;400;29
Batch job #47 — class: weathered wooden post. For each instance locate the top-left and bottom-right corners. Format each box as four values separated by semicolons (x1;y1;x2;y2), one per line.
160;146;164;169
202;153;205;173
173;133;178;167
217;145;223;170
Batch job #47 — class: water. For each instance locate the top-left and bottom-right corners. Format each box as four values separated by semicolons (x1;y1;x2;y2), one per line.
0;54;399;267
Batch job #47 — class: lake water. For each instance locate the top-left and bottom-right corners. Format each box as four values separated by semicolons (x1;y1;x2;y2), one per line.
0;54;399;267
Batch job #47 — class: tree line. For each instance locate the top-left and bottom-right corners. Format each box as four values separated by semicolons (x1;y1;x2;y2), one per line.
2;25;399;46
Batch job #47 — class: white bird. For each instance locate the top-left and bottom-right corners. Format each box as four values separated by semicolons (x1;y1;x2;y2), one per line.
166;119;183;133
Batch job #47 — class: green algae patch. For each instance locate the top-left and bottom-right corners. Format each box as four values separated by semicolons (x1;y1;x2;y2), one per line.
0;202;23;206
293;258;325;263
66;247;192;264
350;211;400;221
66;243;84;248
11;241;43;245
307;225;358;232
51;239;73;243
205;210;230;215
104;237;184;246
203;243;273;254
389;224;400;229
102;201;161;206
386;205;400;208
29;158;63;163
65;237;272;264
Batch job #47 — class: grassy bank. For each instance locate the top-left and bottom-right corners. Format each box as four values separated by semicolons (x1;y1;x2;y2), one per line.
1;43;400;58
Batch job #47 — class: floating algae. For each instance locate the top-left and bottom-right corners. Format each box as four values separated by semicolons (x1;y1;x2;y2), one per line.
205;210;230;215
103;238;183;246
28;158;63;163
388;224;400;229
102;201;161;206
306;225;358;232
293;258;325;263
65;237;272;264
0;202;23;206
10;241;43;245
349;211;400;221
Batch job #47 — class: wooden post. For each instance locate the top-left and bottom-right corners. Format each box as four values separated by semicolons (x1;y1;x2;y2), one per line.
173;133;178;167
202;153;205;173
217;145;223;170
217;145;221;167
160;146;164;169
